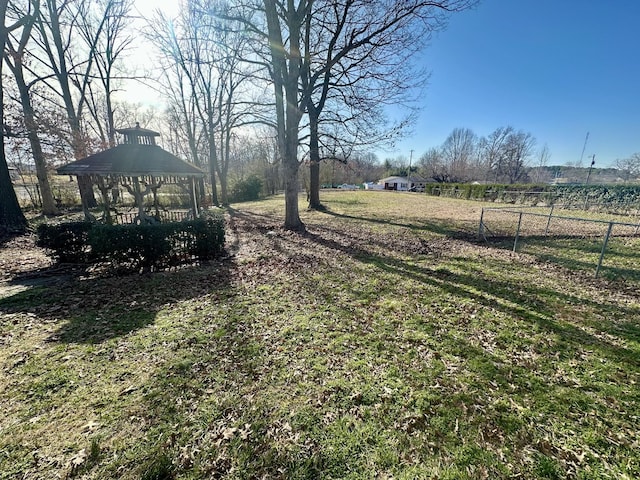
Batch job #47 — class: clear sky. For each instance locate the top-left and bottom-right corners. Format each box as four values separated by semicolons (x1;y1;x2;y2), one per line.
390;0;640;167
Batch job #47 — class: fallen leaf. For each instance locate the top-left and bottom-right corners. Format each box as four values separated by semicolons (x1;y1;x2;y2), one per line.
69;448;87;470
222;427;237;440
82;420;100;432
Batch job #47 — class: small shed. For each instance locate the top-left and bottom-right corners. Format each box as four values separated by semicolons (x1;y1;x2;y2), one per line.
57;124;204;223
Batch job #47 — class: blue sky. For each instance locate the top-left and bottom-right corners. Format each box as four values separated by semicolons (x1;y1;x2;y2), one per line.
389;0;640;167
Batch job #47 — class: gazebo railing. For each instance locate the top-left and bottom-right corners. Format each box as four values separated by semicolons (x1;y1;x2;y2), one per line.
114;209;191;225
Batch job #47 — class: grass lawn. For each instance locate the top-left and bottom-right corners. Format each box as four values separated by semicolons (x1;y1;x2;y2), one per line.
1;191;639;479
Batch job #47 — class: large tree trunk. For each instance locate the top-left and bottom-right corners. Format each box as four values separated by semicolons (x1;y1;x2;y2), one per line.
0;144;27;234
77;175;96;211
12;63;59;216
0;0;27;234
264;0;304;231
283;153;302;231
208;123;219;206
219;169;228;206
283;78;304;230
308;111;322;210
218;125;231;206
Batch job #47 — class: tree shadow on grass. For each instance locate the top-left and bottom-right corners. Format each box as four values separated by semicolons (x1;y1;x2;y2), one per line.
321;208;478;239
486;235;640;283
0;231;17;248
297;226;640;369
0;260;235;344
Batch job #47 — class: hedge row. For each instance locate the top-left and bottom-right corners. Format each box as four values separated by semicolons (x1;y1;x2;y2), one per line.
36;213;225;272
425;183;640;207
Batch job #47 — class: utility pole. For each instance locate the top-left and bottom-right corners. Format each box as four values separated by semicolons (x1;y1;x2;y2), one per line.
408;149;414;191
585;155;595;185
583;155;596;210
579;132;589;167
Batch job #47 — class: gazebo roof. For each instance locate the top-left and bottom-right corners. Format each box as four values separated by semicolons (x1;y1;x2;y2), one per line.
56;144;204;178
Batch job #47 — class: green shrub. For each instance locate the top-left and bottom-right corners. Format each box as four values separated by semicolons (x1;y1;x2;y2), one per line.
425;183;640;208
230;175;263;203
37;213;225;272
88;215;225;271
36;222;92;263
89;223;173;270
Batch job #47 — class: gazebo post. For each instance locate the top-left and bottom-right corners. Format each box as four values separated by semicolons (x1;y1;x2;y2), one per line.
190;176;200;217
133;177;146;221
152;181;160;219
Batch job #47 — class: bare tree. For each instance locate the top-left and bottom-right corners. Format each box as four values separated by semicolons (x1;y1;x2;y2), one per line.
301;1;447;209
497;129;535;184
148;1;254;206
258;0;306;230
476;126;535;184
31;0;107;209
149;9;214;202
418;147;447;182
223;0;476;228
0;0;28;233
4;0;60;215
79;0;134;148
478;126;512;183
533;143;551;183
21;0;133;213
440;127;477;182
615;153;640;183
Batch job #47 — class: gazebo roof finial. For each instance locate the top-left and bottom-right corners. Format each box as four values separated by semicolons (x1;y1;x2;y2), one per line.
116;123;160;145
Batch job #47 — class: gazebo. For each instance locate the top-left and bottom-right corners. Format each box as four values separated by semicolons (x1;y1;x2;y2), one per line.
57;124;204;224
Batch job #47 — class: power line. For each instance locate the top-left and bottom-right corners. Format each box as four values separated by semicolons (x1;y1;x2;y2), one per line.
579;132;589;166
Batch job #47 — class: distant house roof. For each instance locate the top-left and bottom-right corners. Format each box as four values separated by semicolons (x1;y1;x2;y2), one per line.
379;176;408;184
409;175;436;183
56;144;204;178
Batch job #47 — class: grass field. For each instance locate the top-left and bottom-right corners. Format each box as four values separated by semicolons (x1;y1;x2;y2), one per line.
1;191;639;479
478;205;640;282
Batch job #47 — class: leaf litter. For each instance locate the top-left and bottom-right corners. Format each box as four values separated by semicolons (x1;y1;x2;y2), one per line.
0;193;639;479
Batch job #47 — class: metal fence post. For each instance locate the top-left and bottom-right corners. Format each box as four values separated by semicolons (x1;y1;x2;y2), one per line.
595;222;614;278
478;208;485;239
544;204;555;236
513;212;523;253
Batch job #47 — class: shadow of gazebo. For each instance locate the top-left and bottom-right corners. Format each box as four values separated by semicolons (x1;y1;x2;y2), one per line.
57;124;204;224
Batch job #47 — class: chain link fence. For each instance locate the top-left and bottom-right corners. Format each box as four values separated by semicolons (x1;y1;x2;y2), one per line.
478;205;640;279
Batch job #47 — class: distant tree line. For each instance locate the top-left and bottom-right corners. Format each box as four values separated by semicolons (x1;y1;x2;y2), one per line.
615;153;640;183
382;127;640;186
415;126;540;184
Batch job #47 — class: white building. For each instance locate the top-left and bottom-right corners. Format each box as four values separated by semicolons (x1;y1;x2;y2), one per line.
376;176;434;192
379;176;410;191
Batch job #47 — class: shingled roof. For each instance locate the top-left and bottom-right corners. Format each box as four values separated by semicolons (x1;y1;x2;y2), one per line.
56;144;204;178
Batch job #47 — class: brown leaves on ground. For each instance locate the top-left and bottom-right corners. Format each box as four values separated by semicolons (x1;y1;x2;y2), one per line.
0;234;53;281
1;199;636;309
